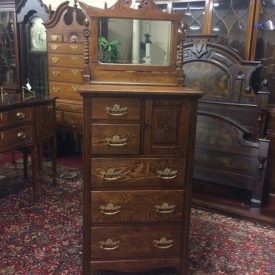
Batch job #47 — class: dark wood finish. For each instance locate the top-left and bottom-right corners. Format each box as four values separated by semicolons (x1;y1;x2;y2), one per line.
0;92;56;197
184;36;270;207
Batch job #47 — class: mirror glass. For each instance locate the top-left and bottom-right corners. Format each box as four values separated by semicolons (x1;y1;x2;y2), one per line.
98;18;171;65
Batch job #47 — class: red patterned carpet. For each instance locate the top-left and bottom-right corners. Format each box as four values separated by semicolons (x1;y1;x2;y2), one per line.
0;160;274;274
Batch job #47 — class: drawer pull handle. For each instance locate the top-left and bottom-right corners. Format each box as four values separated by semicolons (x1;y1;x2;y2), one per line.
99;239;120;250
16;112;26;120
17;132;26;140
105;104;128;116
105;135;127;147
71;56;79;62
100;168;122;181
52;71;60;78
71;85;80;92
51;87;61;93
154;237;174;249
155;203;175;214
70;44;79;51
100;203;121;215
71;69;80;75
51;57;60;63
51;34;61;41
157;168;178;180
51;44;60;50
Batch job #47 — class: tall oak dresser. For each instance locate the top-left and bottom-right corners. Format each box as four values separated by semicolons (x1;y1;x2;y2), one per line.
78;0;203;274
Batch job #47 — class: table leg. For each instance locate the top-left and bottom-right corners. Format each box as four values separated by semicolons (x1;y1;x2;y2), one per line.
31;146;39;198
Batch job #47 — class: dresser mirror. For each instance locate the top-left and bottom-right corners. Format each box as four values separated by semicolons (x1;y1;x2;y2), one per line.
98;18;172;65
79;0;183;81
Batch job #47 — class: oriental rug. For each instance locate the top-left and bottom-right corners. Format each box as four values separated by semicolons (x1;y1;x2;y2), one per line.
0;161;274;274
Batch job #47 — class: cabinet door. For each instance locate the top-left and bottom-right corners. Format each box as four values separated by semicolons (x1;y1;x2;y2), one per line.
144;98;191;155
0;10;19;90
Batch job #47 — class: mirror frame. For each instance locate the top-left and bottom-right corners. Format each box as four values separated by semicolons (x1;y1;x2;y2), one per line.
79;0;183;74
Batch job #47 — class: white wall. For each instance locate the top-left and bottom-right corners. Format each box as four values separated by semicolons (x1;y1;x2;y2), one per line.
43;0;118;11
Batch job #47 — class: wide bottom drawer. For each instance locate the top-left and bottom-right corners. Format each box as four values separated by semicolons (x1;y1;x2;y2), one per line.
91;225;182;260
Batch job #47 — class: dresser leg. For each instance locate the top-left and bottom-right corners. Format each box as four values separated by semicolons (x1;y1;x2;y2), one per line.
23;151;28;179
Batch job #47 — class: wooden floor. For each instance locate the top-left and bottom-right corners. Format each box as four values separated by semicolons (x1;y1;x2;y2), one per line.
192;182;275;227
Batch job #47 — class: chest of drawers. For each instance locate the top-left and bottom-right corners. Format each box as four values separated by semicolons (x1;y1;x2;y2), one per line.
80;84;202;274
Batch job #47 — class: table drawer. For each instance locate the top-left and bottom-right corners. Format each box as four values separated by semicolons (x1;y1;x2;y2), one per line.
48;42;84;54
0;126;33;150
91;98;141;120
48;68;83;83
91;124;140;155
49;82;82;101
63;112;83;130
48;53;84;68
0;108;32;126
56;100;83;113
91;190;184;224
91;225;181;259
91;158;185;188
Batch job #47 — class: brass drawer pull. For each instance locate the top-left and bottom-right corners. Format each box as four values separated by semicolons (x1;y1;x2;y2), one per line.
105;104;128;116
100;203;121;215
154;237;174;249
71;85;80;92
51;87;61;93
155;203;175;214
16;112;26;120
70;44;79;51
51;44;60;50
157;168;178;180
100;168;122;181
105;135;127;147
51;34;61;41
52;71;60;78
71;56;79;62
99;239;120;250
71;69;80;75
17;132;26;140
51;57;60;63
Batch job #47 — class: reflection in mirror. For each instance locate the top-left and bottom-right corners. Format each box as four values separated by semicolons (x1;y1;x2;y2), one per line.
98;18;171;65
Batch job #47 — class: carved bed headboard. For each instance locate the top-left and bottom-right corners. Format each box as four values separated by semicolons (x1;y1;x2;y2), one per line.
183;35;270;207
183;35;270;139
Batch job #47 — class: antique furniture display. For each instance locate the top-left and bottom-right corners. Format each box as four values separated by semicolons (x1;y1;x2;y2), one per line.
79;0;203;274
0;89;57;197
184;36;270;207
44;1;86;141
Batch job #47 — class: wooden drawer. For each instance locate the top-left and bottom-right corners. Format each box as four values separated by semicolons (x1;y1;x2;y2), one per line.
91;98;141;120
62;112;83;131
0;108;32;126
91;158;185;188
91;124;140;155
0;125;33;151
91;190;184;224
48;68;83;83
49;82;82;101
48;42;84;54
48;53;84;68
56;99;83;113
91;225;181;259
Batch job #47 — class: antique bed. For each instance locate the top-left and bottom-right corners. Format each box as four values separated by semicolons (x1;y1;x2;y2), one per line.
183;36;270;207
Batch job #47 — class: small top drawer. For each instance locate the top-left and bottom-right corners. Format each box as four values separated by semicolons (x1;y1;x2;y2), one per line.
48;42;84;54
91;98;141;120
0;108;32;127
